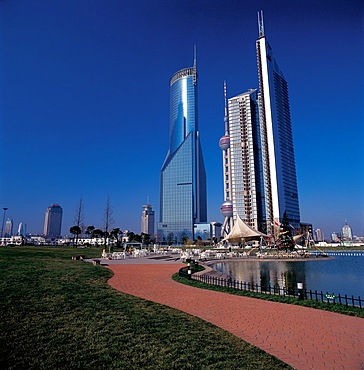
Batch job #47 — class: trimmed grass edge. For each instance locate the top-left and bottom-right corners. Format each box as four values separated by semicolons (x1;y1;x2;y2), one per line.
172;272;364;318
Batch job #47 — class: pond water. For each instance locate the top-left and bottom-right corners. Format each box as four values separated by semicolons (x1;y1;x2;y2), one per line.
211;256;364;298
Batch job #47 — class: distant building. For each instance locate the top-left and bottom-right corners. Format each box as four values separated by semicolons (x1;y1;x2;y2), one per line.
4;218;13;237
300;223;313;235
17;222;27;236
331;232;339;242
194;222;222;241
141;204;155;236
342;221;353;241
43;204;63;238
315;228;324;242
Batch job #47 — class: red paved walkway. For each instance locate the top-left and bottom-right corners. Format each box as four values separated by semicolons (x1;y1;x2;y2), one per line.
108;263;364;370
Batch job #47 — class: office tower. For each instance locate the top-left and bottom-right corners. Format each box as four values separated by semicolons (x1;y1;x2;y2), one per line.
158;50;207;242
256;11;300;234
4;218;13;237
17;222;26;236
43;203;63;238
141;204;155;236
342;221;353;241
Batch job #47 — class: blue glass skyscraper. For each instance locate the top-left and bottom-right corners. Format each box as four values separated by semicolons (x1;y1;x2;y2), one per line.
158;52;207;242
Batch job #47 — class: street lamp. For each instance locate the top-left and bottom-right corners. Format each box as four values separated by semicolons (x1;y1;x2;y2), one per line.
1;207;8;242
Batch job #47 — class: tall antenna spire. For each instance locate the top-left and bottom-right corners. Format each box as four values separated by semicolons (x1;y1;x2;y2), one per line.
192;45;197;85
223;81;229;135
258;10;265;37
193;45;197;68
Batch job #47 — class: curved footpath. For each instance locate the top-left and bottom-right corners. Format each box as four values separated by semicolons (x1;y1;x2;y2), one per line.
106;257;364;370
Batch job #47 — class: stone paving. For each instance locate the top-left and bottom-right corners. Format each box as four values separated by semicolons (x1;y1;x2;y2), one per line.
105;256;364;370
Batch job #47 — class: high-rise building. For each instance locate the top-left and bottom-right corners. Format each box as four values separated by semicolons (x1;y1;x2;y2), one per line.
228;89;262;231
256;11;300;234
17;222;26;236
158;50;207;242
4;218;13;237
220;12;300;237
43;204;63;238
141;204;155;236
342;221;353;241
315;228;324;242
331;232;339;243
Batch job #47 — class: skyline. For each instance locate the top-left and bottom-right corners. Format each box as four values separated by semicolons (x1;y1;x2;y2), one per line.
1;0;363;238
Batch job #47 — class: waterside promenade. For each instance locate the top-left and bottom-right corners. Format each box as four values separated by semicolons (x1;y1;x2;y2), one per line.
106;256;364;370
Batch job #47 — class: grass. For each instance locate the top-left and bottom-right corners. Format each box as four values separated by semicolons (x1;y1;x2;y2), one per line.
172;273;364;318
0;246;292;369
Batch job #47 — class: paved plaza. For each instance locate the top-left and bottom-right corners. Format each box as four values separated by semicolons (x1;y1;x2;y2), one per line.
105;255;364;370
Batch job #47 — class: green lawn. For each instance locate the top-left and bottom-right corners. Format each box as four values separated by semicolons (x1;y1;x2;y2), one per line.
0;246;291;369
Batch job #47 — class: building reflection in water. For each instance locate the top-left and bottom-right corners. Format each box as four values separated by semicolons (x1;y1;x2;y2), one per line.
212;260;307;293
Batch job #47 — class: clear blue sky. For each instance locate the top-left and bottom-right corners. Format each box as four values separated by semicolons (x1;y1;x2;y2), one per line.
1;0;363;238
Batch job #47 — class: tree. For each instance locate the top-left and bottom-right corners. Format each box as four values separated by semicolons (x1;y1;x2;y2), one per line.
181;232;188;245
127;231;135;242
92;228;104;239
109;228;122;247
73;198;84;247
85;225;95;244
70;226;82;248
103;196;114;247
166;232;174;246
141;232;151;246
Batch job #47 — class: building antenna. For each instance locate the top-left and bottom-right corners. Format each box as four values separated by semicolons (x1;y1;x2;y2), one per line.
192;45;197;85
223;81;229;135
193;45;197;68
258;10;265;37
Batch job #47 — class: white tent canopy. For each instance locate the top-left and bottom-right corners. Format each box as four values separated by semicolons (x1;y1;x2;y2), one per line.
223;216;267;242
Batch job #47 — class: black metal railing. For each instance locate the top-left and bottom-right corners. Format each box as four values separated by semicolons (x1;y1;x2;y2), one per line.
179;260;201;279
188;273;363;309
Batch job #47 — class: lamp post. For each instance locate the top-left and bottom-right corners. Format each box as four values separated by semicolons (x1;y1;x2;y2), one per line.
1;207;8;242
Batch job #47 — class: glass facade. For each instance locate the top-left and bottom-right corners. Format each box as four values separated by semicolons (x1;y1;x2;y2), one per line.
158;60;207;242
43;203;63;238
256;34;300;233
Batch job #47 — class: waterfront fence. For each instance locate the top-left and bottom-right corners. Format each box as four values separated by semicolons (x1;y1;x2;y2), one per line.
180;269;363;309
